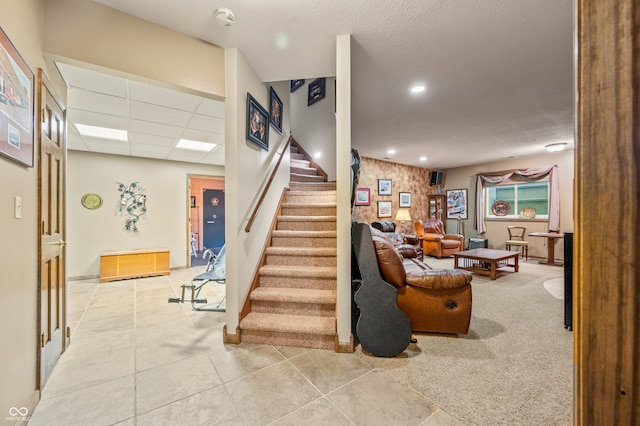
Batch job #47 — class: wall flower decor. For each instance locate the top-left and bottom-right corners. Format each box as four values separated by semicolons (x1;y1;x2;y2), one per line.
117;181;147;232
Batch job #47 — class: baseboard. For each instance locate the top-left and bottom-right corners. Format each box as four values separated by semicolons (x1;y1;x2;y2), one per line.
334;334;355;353
223;325;241;344
7;390;40;426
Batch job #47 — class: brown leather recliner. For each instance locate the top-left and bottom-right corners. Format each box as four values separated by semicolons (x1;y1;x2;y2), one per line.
415;218;464;258
370;230;473;335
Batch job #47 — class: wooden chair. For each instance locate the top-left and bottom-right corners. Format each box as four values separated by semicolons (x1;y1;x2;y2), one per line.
506;226;529;260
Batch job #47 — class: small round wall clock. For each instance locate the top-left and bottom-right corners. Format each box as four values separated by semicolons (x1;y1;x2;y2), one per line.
81;193;103;210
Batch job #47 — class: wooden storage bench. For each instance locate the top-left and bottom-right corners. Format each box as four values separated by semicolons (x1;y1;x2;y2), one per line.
100;248;170;283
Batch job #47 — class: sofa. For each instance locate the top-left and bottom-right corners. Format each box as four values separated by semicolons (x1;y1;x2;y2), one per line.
371;221;423;260
414;218;464;258
368;226;473;335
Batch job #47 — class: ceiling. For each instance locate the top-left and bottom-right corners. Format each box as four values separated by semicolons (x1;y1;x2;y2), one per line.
67;0;574;169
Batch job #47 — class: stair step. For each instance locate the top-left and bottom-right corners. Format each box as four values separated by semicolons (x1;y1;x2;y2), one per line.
250;287;336;304
276;215;336;231
271;230;336;247
259;264;337;279
290;173;325;183
290;146;299;153
285;190;336;204
266;246;337;266
290;152;305;160
289;182;336;191
291;158;311;168
281;202;336;216
291;166;318;176
240;312;335;336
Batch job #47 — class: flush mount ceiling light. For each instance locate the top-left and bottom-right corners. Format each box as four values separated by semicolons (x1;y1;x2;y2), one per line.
545;143;567;152
410;85;426;94
75;124;128;141
387;148;396;155
176;139;217;152
419;156;428;162
215;7;236;26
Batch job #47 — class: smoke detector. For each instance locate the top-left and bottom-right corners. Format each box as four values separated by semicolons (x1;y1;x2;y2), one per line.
215;7;236;26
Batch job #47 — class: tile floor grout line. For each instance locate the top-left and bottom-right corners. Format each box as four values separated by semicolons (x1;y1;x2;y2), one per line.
68;281;100;338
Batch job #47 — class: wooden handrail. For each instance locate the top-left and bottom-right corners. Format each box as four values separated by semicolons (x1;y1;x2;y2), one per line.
245;136;292;232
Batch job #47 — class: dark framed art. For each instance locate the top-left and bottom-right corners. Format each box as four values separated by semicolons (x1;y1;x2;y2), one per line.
399;192;411;208
290;79;304;92
190;196;196;208
378;201;392;218
307;77;326;106
0;27;35;167
246;92;269;151
269;86;283;134
354;188;370;206
446;188;468;219
378;179;392;195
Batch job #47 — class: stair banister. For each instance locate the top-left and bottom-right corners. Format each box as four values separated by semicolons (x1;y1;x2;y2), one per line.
245;135;292;233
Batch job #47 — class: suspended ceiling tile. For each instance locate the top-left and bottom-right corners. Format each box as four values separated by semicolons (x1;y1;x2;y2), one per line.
180;129;222;145
130;142;172;155
197;98;225;119
188;114;224;134
129;132;177;147
130;100;192;127
67;109;129;130
130;119;184;138
56;62;127;97
200;145;225;165
129;80;202;112
67;87;128;117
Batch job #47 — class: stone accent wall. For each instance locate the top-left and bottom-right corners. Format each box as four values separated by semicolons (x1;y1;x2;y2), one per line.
351;157;435;235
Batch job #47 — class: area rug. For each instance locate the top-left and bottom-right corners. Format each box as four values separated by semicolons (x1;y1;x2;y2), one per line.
354;257;572;426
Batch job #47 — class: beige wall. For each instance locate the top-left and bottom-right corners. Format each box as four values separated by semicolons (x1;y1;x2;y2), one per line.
224;48;292;333
290;77;337;180
443;148;574;259
43;0;225;100
0;0;48;418
351;157;434;234
67;151;224;278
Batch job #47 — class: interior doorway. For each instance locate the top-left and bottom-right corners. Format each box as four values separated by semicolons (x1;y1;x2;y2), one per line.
188;175;225;267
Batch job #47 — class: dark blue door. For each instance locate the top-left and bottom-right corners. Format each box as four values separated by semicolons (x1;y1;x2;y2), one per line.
202;189;225;252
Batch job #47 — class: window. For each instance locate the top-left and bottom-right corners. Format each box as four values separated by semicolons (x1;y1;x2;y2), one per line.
485;181;549;219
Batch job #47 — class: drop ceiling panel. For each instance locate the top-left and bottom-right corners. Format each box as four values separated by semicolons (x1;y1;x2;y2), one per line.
197;99;225;118
180;129;221;145
68;109;129;131
67;88;128;117
130;119;184;138
188;114;224;134
168;149;209;163
67;133;88;151
129;132;177;147
129;101;193;127
56;62;127;97
201;145;225;165
131;142;172;155
129;80;202;111
83;137;130;155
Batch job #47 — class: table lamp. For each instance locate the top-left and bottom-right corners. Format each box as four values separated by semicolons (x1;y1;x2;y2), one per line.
395;208;412;234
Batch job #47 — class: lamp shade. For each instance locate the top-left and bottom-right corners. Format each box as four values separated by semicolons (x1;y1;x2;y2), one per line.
395;208;412;222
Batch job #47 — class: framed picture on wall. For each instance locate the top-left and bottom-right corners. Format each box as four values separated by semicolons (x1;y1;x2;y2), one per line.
399;192;411;207
269;87;283;134
378;179;392;195
0;27;35;167
378;201;392;218
307;78;326;106
446;188;468;219
354;188;370;206
246;92;269;151
190;196;196;208
290;79;305;92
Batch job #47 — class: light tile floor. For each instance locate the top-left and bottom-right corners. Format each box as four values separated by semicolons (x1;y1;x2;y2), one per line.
29;267;464;426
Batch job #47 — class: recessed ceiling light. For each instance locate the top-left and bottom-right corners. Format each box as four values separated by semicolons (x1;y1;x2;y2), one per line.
314;152;321;159
75;124;127;141
410;85;426;94
545;143;567;152
176;139;217;152
419;156;427;162
387;148;396;155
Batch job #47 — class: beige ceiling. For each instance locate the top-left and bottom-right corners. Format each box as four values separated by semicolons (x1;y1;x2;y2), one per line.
79;0;574;169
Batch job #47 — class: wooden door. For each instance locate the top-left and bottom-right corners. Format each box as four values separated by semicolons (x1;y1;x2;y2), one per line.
37;69;67;388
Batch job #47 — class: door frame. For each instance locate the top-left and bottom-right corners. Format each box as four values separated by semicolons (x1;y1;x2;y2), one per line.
187;174;225;267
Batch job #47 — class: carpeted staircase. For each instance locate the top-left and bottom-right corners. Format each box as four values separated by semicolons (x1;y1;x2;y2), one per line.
239;143;338;350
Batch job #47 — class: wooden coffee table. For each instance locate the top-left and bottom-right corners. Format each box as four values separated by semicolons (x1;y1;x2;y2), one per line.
453;248;519;280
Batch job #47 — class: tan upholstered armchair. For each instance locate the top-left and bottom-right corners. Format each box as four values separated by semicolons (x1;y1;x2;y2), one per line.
415;218;464;258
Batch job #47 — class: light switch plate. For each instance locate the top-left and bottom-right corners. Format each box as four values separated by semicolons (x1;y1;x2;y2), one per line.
14;196;22;219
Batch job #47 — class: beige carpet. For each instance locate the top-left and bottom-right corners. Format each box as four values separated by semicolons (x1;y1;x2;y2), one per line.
354;256;572;426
